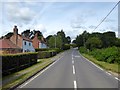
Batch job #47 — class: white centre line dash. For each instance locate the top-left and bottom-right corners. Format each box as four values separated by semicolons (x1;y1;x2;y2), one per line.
74;80;77;89
72;60;74;64
73;65;75;75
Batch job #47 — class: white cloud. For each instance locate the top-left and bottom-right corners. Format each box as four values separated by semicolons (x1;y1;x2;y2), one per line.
32;24;47;33
89;25;96;29
5;3;35;25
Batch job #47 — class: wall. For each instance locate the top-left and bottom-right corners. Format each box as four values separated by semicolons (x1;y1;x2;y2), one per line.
39;43;47;48
22;40;35;52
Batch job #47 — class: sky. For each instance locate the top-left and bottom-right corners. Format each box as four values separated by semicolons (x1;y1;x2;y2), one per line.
0;0;119;40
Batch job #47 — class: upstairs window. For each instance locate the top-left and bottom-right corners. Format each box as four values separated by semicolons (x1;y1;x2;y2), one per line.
24;41;26;45
29;42;31;46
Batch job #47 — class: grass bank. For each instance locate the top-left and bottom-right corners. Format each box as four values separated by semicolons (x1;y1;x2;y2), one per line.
2;58;53;90
82;53;119;74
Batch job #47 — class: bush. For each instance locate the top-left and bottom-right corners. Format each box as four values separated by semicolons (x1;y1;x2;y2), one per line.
88;46;120;64
63;44;71;50
79;46;88;53
37;50;58;59
35;48;49;52
1;52;38;75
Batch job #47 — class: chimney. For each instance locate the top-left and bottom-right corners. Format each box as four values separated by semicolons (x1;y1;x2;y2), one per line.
13;25;18;45
13;25;18;35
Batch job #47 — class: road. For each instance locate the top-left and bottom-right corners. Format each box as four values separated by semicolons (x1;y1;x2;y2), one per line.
19;49;119;88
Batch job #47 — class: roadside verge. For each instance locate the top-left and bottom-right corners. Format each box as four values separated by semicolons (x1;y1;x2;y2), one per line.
81;53;119;78
1;52;64;90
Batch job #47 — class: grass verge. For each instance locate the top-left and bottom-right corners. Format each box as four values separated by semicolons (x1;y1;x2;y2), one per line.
82;53;120;74
2;58;53;90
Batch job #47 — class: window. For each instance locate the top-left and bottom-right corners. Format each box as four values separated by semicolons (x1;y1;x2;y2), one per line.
29;42;31;46
24;41;26;45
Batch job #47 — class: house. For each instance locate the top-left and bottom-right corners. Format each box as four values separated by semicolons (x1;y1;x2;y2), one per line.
10;26;35;52
0;38;22;54
32;33;47;49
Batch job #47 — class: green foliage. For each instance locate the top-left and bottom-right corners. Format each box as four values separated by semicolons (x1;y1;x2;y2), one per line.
36;48;62;59
63;44;71;50
47;30;71;49
75;35;83;47
48;35;63;48
74;31;118;48
88;47;120;64
1;52;38;75
71;44;77;48
79;46;88;53
85;37;102;50
115;38;120;47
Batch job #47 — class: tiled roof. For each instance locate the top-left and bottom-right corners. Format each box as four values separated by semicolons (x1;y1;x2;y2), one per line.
18;34;32;42
0;38;21;49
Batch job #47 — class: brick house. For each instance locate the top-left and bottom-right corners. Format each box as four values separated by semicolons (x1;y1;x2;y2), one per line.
0;38;22;54
32;33;47;49
10;26;35;52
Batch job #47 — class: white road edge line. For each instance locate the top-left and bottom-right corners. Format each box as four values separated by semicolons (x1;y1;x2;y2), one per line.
81;55;120;81
74;80;77;89
115;77;120;81
106;72;111;76
82;56;104;71
19;55;64;88
73;65;75;75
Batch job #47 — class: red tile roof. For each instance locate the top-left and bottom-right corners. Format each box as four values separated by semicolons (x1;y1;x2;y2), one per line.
18;34;32;42
0;38;21;49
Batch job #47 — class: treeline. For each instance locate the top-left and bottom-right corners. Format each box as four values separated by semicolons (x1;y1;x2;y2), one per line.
73;31;120;50
74;31;120;64
46;29;71;50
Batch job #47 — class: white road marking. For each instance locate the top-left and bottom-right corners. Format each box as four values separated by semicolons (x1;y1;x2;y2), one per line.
106;72;111;76
82;56;103;71
81;55;120;81
74;80;77;89
115;77;120;81
72;56;74;60
74;56;80;58
72;60;74;64
19;55;64;88
73;65;75;75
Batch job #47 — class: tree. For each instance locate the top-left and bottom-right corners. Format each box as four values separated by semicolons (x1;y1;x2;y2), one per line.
66;36;71;44
21;29;31;38
85;37;102;50
48;35;62;49
102;31;116;47
115;38;120;47
75;35;84;47
48;36;55;48
56;35;62;49
4;32;13;39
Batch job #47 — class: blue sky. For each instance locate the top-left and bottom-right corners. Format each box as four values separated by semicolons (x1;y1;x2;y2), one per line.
0;0;119;40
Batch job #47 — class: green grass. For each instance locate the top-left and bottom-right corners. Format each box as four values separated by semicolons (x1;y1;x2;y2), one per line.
2;58;53;90
82;54;119;74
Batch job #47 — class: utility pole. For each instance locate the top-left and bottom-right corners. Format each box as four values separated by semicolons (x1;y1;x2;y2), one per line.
54;35;56;48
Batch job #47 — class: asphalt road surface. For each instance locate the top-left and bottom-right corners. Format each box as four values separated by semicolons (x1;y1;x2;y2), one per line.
19;48;119;89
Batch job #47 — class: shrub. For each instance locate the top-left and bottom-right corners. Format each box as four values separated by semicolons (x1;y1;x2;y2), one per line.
79;46;88;53
63;44;71;50
88;46;120;64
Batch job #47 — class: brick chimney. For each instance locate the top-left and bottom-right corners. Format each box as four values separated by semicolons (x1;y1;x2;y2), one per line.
13;25;18;45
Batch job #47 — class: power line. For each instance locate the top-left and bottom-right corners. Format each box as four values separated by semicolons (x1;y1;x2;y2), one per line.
92;1;120;32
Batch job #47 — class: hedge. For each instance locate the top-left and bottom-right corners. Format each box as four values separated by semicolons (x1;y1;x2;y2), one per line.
37;50;57;59
1;52;38;75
